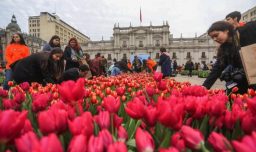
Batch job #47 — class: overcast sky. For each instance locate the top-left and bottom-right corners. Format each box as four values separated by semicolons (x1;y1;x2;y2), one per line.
0;0;255;40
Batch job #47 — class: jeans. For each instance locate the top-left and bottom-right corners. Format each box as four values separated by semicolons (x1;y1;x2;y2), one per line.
111;67;121;76
3;69;13;90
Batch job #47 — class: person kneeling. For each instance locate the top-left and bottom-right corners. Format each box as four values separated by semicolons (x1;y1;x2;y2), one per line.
59;64;89;82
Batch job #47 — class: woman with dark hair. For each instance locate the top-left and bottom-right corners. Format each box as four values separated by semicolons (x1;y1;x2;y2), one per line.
64;38;83;70
202;21;255;94
11;47;64;85
159;47;171;78
3;33;30;90
42;35;61;52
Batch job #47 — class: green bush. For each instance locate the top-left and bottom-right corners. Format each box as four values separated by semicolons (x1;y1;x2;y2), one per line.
198;70;210;78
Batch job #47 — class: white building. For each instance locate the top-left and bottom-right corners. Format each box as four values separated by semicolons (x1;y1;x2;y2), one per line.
82;22;217;65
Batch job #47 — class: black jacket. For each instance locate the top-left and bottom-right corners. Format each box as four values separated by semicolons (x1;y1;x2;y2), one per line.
203;21;256;93
64;46;82;70
11;52;57;85
115;60;133;73
238;21;256;47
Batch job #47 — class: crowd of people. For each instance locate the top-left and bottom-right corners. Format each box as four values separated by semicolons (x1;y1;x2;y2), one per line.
1;10;256;94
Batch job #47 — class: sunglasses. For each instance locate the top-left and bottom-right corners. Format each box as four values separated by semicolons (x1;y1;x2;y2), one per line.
13;36;20;38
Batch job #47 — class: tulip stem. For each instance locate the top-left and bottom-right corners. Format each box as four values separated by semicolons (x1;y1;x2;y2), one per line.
200;143;210;152
0;144;5;152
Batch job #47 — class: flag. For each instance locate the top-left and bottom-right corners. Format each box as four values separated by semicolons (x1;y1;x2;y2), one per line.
140;7;142;23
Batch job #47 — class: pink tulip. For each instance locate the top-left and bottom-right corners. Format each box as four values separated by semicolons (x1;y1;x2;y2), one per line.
68;112;94;137
232;132;256;152
58;78;85;103
88;135;104;152
118;126;128;142
125;97;145;119
38;108;68;135
15;131;41;152
180;126;204;150
0;110;27;144
135;128;155;152
68;134;87;152
107;142;128;152
99;129;114;150
208;132;232;152
32;93;52;112
94;111;110;130
102;95;120;113
41;133;64;152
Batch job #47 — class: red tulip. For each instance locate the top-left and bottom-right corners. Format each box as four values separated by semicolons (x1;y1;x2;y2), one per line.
159;147;179;152
38;108;68;135
2;99;19;110
102;95;120;113
58;78;85;103
232;132;256;152
157;102;184;130
116;87;125;96
99;129;114;150
208;132;232;152
32;93;52;112
180;126;204;150
125;97;145;119
94;111;110;130
15;131;41;152
68;112;94;137
68;134;87;152
107;142;128;152
118;126;128;142
0;88;8;97
114;114;123;128
135;128;155;152
157;80;167;91
19;119;34;135
247;97;256;115
153;72;163;82
13;92;26;104
241;112;256;134
145;86;155;97
0;110;27;144
19;82;30;91
232;87;239;93
170;132;185;151
88;135;104;152
41;133;64;152
143;105;158;127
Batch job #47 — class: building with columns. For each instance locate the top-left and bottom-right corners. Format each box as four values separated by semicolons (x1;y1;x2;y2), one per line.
82;22;217;65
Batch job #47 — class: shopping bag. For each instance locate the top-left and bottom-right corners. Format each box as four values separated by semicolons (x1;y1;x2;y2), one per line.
240;43;256;85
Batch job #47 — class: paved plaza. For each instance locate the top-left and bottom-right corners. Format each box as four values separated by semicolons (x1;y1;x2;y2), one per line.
173;75;225;89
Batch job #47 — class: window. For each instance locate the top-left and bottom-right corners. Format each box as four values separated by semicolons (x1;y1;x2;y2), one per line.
201;52;206;58
108;54;111;60
172;52;177;59
243;15;248;20
156;53;160;59
122;41;127;47
139;41;143;47
38;34;40;37
123;54;127;59
186;52;191;58
155;40;160;47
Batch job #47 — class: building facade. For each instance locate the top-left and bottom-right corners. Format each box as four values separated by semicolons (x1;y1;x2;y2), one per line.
241;6;256;23
82;22;217;65
0;15;46;64
29;12;90;45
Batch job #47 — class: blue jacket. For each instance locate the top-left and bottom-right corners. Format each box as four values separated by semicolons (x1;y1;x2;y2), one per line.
159;53;171;77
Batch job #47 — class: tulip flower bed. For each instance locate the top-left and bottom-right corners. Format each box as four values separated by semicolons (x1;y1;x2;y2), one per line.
1;72;256;152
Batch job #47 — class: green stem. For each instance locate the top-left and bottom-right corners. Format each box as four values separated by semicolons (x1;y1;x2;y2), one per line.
111;113;114;135
201;143;210;152
0;143;6;152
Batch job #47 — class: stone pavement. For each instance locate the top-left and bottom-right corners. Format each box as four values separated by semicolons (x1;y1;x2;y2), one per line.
172;75;225;90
